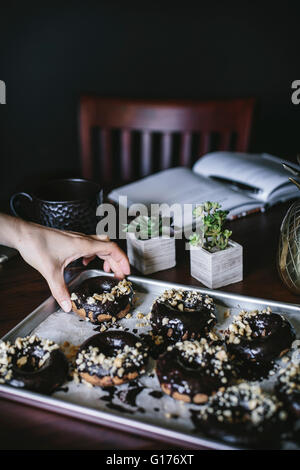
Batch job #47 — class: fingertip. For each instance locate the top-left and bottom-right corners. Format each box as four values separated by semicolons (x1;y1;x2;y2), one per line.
103;261;111;273
124;263;131;275
83;255;96;266
121;259;131;275
113;268;124;280
114;274;124;280
61;299;72;312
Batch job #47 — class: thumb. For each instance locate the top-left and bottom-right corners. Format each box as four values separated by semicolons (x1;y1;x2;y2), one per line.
46;270;72;312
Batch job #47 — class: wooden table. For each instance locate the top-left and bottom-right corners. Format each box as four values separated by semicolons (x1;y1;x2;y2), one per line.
0;202;299;450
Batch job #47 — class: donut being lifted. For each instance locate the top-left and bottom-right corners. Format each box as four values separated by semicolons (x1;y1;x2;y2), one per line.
151;288;217;343
71;276;134;325
76;330;149;387
0;335;68;394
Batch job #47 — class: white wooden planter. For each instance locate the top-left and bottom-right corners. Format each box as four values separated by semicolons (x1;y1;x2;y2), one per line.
126;233;176;275
190;240;243;289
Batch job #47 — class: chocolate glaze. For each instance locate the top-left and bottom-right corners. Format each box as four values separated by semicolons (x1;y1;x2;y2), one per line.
226;313;296;376
105;403;134;414
233;360;278;382
100;381;146;414
101;386;117;402
72;276;133;324
151;294;216;343
191;385;289;447
77;330;148;381
149;390;164;399
117;383;145;407
191;411;285;448
276;389;300;420
156;343;234;402
9;348;68;395
56;386;69;393
140;333;168;359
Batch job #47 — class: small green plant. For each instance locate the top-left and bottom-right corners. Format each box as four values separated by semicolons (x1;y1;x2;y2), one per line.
123;215;166;240
189;233;202;247
189;201;232;251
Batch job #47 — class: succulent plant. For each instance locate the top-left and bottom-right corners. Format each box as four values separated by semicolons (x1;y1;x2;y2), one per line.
188;233;202;247
189;201;232;251
123;215;168;240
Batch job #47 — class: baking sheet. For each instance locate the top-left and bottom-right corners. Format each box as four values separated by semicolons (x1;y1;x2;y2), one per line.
1;269;300;450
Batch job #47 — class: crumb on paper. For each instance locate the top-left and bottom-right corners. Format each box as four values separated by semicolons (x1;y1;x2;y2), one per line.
61;342;80;361
224;309;231;319
281;356;289;363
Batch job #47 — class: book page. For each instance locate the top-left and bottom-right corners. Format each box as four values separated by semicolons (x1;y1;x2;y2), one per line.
108;168;262;227
192;152;296;202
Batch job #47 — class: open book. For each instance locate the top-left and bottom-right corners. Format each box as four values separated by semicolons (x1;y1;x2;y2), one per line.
108;152;300;226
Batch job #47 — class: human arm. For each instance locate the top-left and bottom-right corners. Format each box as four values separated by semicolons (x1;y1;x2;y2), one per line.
0;213;130;312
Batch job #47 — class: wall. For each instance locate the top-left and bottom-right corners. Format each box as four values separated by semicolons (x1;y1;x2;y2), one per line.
1;1;300;200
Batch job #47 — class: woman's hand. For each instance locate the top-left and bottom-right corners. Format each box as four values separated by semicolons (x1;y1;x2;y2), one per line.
0;214;130;312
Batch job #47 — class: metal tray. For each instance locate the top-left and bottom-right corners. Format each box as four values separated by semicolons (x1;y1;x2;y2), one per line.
1;269;300;450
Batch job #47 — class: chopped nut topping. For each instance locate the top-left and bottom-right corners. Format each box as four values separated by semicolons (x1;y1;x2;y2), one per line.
169;338;232;379
199;382;283;427
225;308;272;344
16;356;28;367
278;361;300;394
76;340;147;379
0;335;60;383
224;309;231;319
156;289;214;313
88;279;133;305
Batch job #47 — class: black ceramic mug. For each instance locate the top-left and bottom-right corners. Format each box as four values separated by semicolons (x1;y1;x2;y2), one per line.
10;178;103;234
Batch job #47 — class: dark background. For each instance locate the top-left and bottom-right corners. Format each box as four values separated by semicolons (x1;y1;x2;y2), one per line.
1;1;300;202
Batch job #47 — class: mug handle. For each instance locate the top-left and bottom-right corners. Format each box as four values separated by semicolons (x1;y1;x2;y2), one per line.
10;192;33;218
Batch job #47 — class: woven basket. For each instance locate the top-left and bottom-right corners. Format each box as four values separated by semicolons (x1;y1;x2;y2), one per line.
278;200;300;294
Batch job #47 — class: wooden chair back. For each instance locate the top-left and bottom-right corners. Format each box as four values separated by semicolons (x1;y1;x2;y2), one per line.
78;96;255;184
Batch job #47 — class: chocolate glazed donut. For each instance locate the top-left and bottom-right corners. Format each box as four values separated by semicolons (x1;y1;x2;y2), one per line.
192;383;289;447
151;289;216;343
225;309;296;379
71;276;134;325
156;339;234;404
76;330;148;387
0;336;68;395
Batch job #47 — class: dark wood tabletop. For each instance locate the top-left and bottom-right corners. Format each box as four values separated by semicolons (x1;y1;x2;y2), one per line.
1;201;299;450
